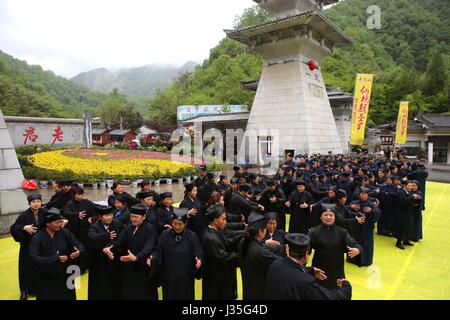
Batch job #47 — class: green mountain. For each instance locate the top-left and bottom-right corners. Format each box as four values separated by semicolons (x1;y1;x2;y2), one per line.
148;0;450;125
71;61;198;98
0;50;106;118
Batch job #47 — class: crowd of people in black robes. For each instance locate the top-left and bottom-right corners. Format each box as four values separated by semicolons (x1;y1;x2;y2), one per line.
10;151;429;300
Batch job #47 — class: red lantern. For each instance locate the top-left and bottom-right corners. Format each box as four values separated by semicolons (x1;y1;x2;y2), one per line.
308;59;319;71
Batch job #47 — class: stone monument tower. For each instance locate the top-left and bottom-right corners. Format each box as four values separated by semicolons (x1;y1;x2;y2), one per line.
225;0;353;162
0;109;28;234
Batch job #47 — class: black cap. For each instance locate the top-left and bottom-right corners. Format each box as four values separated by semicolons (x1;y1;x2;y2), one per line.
184;182;195;193
46;207;61;215
136;191;153;200
265;212;278;221
321;204;336;214
247;212;268;230
219;175;227;181
172;208;188;222
230;178;239;184
238;184;251;193
159;192;172;200
359;187;370;194
199;165;207;172
295;180;307;186
130;204;149;215
27;194;42;203
341;172;351;177
98;206;114;216
266;179;276;186
45;212;63;223
56;180;73;186
205;204;226;222
140;180;151;188
335;190;347;200
285;233;310;257
206;172;216;180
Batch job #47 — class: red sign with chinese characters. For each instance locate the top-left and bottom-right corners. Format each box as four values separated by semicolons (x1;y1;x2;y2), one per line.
52;126;64;144
23;127;39;145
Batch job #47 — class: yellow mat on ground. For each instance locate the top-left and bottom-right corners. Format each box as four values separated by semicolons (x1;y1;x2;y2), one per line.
1;182;449;300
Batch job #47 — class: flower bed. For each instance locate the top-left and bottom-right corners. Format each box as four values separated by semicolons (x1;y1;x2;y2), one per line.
23;149;221;183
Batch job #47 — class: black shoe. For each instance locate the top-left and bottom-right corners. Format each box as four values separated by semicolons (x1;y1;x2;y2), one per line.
20;291;28;300
396;241;405;250
403;241;414;246
412;239;420;242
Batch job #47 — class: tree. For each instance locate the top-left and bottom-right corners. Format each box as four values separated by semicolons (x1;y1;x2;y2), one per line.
422;52;448;96
99;89;143;130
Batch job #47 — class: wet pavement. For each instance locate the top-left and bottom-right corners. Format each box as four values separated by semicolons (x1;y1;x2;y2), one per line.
35;164;449;205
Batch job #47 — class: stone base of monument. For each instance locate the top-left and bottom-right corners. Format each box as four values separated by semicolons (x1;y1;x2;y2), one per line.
1;109;30;235
0;190;29;234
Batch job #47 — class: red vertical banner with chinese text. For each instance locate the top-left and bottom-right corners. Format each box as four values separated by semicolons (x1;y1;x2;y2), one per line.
395;101;409;145
350;74;374;146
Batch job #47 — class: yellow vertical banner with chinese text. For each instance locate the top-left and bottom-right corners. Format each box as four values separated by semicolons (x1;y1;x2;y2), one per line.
350;74;374;146
395;101;409;145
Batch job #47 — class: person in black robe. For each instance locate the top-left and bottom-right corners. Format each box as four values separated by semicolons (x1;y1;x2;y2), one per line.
309;208;362;290
348;188;380;266
248;173;264;201
44;180;74;209
28;212;85;300
107;181;139;208
193;165;208;203
265;233;352;300
152;208;203;300
411;180;424;241
228;184;264;222
310;188;337;228
393;181;417;250
136;180;152;197
232;165;243;179
87;206;124;300
238;212;281;300
136;190;159;227
202;204;240;300
334;190;362;241
155;192;175;234
10;194;47;299
198;172;220;205
263;212;286;256
217;175;230;195
224;178;239;213
337;172;354;205
307;174;329;202
286;180;313;234
179;183;204;241
407;163;428;210
62;186;101;272
378;176;398;236
281;153;296;171
113;194;131;225
103;204;159;300
259;179;287;231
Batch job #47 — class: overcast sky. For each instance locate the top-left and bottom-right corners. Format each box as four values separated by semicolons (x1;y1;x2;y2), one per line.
0;0;255;78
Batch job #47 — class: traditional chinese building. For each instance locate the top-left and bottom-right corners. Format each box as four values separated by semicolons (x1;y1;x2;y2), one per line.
108;130;137;144
4;116;100;147
92;129;110;146
376;114;450;164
